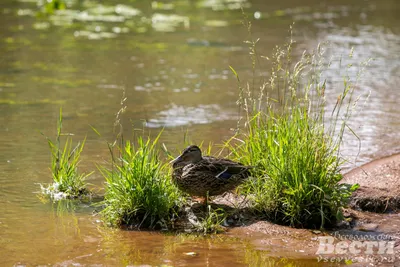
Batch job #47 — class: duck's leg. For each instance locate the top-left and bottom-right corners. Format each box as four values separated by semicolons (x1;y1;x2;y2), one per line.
192;196;206;204
205;191;210;211
192;194;209;211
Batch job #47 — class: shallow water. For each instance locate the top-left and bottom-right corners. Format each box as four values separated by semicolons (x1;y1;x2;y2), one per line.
0;0;399;266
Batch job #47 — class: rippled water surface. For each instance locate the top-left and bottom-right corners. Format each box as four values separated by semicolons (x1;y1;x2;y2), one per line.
1;0;399;266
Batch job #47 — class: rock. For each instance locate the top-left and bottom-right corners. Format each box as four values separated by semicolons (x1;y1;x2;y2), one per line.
356;223;379;232
341;153;400;212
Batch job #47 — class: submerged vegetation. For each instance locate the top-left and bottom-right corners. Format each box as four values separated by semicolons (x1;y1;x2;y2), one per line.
40;108;92;200
40;0;66;15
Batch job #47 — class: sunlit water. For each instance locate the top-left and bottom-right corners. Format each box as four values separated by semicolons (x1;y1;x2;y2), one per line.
0;0;399;266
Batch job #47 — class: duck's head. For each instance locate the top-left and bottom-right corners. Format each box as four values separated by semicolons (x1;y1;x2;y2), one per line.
170;145;202;165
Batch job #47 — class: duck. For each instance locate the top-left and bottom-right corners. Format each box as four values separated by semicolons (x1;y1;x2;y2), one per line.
170;145;252;197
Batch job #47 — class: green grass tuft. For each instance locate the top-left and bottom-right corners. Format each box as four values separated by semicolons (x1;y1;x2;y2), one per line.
194;205;227;234
225;26;360;228
40;108;92;200
99;132;182;228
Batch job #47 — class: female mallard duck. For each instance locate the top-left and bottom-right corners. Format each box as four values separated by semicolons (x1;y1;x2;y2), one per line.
171;145;252;197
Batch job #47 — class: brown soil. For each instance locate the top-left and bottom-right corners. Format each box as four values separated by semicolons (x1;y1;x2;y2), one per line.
341;153;400;212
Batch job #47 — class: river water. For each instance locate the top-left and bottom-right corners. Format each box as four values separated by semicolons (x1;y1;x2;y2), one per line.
0;0;399;266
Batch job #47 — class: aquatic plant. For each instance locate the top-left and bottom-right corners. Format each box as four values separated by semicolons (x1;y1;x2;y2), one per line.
97;94;181;228
40;0;66;15
195;205;227;234
99;132;182;228
41;108;92;200
226;25;360;228
180;203;227;234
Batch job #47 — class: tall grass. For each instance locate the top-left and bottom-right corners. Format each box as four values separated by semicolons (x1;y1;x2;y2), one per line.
41;108;92;200
226;26;360;228
98;94;182;228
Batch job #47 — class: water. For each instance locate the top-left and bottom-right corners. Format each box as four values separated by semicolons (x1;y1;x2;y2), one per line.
0;0;399;265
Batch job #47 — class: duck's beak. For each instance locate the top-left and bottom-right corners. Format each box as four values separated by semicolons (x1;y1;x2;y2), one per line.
170;155;182;164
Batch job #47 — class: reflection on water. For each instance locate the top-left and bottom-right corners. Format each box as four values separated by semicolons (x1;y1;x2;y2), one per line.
0;0;399;265
147;103;235;128
300;10;400;167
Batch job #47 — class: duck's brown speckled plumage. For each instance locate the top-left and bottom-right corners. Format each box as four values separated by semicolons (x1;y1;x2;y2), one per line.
171;145;252;197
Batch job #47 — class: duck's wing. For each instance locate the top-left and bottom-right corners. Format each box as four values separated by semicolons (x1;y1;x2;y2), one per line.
201;157;252;179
